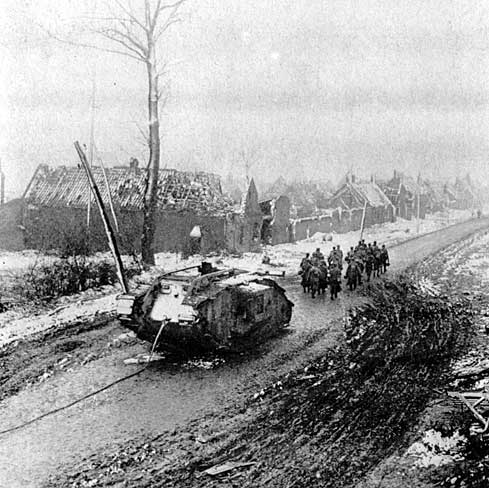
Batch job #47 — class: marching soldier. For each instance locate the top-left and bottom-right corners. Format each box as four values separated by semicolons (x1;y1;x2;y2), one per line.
328;246;336;265
300;253;311;270
346;246;355;264
312;247;324;261
336;244;344;262
380;244;390;273
329;263;342;300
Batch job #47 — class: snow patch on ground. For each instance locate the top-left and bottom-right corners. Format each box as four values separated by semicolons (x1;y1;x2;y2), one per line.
406;429;467;468
0;294;116;347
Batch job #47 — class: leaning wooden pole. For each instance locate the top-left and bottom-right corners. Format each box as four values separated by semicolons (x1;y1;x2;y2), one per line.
74;141;129;294
99;157;120;234
359;199;368;241
416;173;421;234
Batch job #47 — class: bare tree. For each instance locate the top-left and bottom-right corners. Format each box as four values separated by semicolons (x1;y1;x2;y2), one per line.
48;0;186;265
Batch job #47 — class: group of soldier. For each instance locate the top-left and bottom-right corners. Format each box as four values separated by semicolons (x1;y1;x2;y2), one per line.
299;239;390;300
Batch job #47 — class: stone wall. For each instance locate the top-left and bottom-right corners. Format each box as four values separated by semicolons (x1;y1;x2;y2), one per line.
290;205;395;242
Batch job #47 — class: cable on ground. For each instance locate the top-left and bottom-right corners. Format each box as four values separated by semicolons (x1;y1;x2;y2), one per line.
0;319;168;437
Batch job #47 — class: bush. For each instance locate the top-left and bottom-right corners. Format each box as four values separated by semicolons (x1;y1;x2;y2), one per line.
13;257;120;303
345;276;470;367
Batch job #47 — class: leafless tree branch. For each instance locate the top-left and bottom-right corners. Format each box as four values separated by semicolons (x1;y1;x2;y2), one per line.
112;0;148;33
151;0;185;32
44;25;146;62
98;26;147;59
154;14;182;41
133;120;150;147
158;79;171;104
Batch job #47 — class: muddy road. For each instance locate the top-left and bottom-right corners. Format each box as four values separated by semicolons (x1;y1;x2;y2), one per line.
1;217;489;487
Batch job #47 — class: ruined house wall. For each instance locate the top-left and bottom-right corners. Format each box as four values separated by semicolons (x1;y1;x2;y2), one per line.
22;205;226;254
290;204;394;242
152;212;226;255
291;214;334;241
224;179;263;254
224;213;261;254
22;205;117;252
270;195;291;245
0;199;24;251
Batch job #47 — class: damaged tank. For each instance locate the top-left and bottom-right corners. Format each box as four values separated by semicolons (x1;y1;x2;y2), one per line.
116;262;294;354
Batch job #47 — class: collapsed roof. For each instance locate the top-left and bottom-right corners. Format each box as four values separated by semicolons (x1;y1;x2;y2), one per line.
23;165;233;215
327;180;393;210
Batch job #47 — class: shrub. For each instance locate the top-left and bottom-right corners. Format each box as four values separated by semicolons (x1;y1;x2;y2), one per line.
345;276;471;367
12;257;121;303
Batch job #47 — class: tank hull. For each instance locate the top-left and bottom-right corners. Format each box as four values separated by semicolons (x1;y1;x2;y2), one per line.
117;271;294;354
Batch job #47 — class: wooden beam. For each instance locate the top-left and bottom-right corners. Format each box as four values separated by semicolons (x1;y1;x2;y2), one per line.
74;141;129;294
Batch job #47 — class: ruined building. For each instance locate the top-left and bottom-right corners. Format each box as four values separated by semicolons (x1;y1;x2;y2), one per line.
22;164;263;255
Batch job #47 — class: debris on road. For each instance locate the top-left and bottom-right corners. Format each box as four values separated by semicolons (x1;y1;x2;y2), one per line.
448;390;489;433
203;461;256;476
110;331;137;347
123;353;165;365
182;358;226;370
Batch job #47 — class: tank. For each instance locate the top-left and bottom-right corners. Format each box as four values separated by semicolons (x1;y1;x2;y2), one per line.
116;262;294;354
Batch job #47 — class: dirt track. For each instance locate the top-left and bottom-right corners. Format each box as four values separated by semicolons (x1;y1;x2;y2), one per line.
1;217;489;487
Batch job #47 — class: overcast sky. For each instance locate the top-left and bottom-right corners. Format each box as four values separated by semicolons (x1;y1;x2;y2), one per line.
1;0;489;198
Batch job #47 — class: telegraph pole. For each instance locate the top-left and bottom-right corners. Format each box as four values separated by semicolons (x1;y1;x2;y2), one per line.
87;74;96;229
416;173;421;234
75;141;128;294
0;158;4;205
360;199;368;241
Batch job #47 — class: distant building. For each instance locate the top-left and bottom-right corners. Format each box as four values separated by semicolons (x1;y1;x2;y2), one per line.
422;180;448;214
326;175;395;228
263;177;332;218
453;174;477;210
381;170;427;220
440;182;456;209
22;164;261;255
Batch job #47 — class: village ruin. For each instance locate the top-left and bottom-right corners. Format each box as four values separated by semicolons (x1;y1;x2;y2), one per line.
2;1;489;487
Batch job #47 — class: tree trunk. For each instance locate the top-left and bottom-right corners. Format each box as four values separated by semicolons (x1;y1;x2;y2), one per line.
141;41;160;266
